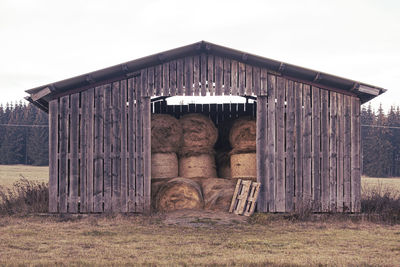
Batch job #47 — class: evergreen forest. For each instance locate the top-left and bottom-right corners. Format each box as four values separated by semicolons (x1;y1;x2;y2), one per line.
0;101;399;177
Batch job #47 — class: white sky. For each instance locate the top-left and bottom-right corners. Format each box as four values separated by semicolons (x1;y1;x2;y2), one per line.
0;0;399;111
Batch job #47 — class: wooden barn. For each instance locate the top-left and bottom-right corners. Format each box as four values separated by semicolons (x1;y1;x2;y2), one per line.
25;41;385;214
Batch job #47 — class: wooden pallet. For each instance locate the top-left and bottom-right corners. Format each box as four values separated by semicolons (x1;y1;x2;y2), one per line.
229;179;261;216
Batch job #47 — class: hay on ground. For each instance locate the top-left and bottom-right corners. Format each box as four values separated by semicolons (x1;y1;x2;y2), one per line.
151;114;183;153
179;113;218;149
229;117;256;151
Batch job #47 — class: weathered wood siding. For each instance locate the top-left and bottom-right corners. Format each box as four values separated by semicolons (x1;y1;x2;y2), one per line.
255;75;361;212
48;76;151;213
48;53;361;213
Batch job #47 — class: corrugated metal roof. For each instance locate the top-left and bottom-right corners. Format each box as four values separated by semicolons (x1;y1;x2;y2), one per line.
25;40;386;112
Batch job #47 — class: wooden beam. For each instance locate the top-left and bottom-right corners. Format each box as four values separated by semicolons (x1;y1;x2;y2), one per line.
31;87;52;101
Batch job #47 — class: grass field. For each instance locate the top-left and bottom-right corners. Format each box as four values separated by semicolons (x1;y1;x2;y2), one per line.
0;165;48;187
1;165;400;266
0;214;399;266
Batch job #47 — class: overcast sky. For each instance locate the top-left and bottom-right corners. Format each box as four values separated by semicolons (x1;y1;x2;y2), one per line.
0;0;399;111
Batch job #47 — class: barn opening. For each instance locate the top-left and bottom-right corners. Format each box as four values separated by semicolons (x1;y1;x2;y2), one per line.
150;96;257;212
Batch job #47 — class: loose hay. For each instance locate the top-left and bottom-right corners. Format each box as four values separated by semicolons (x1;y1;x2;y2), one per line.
229;117;256;152
151;153;178;179
230;153;257;179
179;113;218;149
156;178;204;211
151;114;183;153
179;154;217;178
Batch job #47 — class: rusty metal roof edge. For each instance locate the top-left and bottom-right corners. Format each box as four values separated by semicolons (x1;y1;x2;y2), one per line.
25;40;387;103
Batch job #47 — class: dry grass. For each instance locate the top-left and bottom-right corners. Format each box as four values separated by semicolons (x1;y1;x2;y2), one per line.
0;166;400;265
0;165;48;188
0;214;399;266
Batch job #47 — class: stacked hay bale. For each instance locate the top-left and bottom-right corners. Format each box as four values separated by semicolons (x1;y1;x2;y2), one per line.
155;178;204;211
200;178;236;211
229;117;257;180
178;114;218;178
151;114;182;179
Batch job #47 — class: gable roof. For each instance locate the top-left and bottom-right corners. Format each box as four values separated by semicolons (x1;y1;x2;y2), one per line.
25;40;386;112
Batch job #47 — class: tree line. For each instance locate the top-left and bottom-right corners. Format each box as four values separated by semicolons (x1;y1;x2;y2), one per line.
0;101;399;177
0;102;48;165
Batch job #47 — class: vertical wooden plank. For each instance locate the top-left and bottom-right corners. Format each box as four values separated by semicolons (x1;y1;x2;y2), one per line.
69;93;79;213
207;55;214;96
253;67;260;96
120;80;128;212
49;99;58;213
155;65;162;96
256;96;268;212
79;92;87;213
285;80;295;212
320;89;330;212
245;65;253;96
112;82;121;212
177;59;184;96
276;77;285;212
162;62;169;96
312;86;321;211
337;93;344;212
103;84;112;212
59;95;69;213
260;68;268;96
169;60;177;96
238;62;245;96
147;67;154;97
94;86;104;212
143;96;151;213
200;54;207;96
351;97;361;212
231;60;238;95
128;78;136;212
294;82;303;210
214;56;223;96
193;55;200;96
223;58;231;95
329;92;337;212
303;85;312;206
86;88;94;212
343;95;351;212
267;74;276;212
184;56;193;96
135;76;144;212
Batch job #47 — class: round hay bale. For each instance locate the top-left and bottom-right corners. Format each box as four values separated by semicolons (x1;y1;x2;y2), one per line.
151;153;178;179
179;113;218;150
179;154;217;178
230;153;257;179
200;178;236;211
151;114;183;153
229;117;256;152
156;178;204;211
